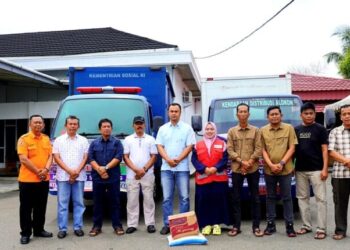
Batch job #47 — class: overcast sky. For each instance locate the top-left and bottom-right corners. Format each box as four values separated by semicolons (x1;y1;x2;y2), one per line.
1;0;349;78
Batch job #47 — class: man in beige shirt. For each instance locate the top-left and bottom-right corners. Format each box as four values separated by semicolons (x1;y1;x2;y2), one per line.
261;105;298;237
227;103;263;237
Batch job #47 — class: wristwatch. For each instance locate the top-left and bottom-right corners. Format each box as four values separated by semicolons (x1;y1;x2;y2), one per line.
279;160;286;167
143;167;148;173
105;165;109;170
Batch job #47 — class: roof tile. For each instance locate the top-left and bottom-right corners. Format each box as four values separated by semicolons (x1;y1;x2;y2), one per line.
291;73;350;91
0;27;177;57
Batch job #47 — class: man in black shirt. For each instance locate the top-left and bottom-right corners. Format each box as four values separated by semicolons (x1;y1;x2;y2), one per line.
294;102;328;240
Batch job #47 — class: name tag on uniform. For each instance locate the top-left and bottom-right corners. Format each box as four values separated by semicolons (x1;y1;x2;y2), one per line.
213;144;223;149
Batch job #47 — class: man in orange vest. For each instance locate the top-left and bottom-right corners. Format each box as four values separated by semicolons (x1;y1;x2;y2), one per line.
17;114;53;244
227;103;263;237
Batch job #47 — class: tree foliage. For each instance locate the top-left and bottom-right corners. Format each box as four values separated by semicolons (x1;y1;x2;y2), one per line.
325;25;350;78
339;50;350;79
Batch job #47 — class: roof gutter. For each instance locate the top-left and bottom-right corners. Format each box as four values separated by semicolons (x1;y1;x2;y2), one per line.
0;58;61;86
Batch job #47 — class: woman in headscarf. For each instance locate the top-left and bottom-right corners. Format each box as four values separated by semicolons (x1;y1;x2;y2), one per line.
191;122;229;235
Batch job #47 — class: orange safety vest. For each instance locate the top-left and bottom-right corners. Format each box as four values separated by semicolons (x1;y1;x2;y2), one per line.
195;138;228;185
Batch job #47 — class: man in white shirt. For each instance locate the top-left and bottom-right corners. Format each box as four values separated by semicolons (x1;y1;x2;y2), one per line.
53;115;89;239
123;116;157;234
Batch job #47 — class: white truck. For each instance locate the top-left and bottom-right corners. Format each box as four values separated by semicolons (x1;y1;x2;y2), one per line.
200;74;298;134
192;74;302;203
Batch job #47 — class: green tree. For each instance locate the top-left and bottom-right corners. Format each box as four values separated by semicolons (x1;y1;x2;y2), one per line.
325;25;350;78
339;50;350;79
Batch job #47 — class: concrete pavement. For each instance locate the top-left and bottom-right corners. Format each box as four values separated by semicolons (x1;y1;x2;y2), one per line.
0;177;18;193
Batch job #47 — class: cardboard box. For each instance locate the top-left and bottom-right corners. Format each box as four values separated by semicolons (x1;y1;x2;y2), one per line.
168;211;199;240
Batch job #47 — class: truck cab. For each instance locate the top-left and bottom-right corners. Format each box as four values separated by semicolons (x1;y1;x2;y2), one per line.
49;67;174;201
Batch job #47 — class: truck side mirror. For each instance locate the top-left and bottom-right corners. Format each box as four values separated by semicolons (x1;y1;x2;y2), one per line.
153;116;164;133
191;115;202;132
325;109;336;129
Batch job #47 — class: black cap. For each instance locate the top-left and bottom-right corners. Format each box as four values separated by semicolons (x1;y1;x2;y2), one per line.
133;116;145;124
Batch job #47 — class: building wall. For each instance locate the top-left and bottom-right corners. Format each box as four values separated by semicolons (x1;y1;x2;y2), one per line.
0;101;61;119
0;84;67;103
170;68;197;125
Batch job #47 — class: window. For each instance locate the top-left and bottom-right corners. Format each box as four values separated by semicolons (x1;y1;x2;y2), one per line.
52;98;146;138
211;97;302;134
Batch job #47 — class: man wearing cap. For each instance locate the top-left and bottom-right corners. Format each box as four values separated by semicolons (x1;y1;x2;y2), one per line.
156;103;196;235
123;116;158;234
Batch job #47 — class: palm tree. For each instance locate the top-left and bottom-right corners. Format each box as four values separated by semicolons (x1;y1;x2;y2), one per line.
325;26;350;63
325;26;350;78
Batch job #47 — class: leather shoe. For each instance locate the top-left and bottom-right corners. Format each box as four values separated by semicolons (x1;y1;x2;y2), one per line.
20;236;30;244
74;229;84;237
160;226;170;235
89;227;101;237
34;230;53;237
57;231;67;239
147;225;156;233
126;227;137;234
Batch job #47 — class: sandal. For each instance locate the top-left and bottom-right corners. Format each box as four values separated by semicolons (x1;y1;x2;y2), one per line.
296;227;312;235
314;231;326;240
201;225;212;235
332;234;346;240
115;227;125;236
89;227;101;237
228;227;241;237
212;225;221;235
253;228;264;237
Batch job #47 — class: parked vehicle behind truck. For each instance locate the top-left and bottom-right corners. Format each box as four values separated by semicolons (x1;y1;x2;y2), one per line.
193;74;302;203
49;66;174;201
324;95;350;131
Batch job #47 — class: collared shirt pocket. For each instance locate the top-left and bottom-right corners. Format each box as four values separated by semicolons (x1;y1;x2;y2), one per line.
27;144;37;157
275;135;288;151
243;136;255;152
93;144;105;161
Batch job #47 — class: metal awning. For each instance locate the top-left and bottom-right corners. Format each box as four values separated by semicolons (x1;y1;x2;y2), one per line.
0;58;61;87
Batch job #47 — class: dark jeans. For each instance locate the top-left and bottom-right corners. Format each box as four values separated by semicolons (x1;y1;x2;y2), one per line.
19;181;49;237
332;178;350;235
92;181;121;229
232;171;261;230
265;173;293;224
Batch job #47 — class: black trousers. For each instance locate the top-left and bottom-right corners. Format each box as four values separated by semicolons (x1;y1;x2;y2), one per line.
19;181;49;236
92;180;121;230
332;178;350;235
231;171;261;230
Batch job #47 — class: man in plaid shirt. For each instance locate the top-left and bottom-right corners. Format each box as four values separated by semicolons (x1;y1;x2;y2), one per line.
329;104;350;240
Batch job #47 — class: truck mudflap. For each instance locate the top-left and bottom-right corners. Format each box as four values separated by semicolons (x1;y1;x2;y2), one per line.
49;162;128;196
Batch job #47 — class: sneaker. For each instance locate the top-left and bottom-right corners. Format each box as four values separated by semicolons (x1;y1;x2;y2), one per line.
286;223;296;237
160;226;170;235
264;221;276;235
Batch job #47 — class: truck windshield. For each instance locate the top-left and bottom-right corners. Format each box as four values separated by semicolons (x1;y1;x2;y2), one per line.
52;98;146;138
211;96;302;134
